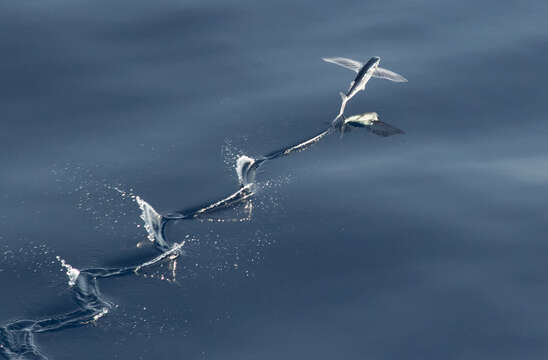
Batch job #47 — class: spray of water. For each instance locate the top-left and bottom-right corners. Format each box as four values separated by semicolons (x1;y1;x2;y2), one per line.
1;70;406;359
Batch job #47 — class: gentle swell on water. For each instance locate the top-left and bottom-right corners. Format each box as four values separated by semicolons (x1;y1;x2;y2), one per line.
0;86;406;359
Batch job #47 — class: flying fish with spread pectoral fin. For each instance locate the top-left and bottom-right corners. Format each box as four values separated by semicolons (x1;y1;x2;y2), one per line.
338;112;405;137
322;56;407;118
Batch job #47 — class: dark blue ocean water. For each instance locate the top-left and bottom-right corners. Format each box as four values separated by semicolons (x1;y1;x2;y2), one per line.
2;1;548;359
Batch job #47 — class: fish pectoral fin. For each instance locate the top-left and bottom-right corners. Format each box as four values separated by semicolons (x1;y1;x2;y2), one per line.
372;67;408;82
322;57;363;73
369;121;405;137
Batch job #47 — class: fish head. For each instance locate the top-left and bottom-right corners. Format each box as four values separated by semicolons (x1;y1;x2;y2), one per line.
364;56;381;71
368;112;379;121
355;112;379;123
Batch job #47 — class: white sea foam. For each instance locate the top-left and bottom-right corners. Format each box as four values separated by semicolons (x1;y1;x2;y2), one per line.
135;196;168;248
236;155;257;186
56;256;80;287
93;307;109;322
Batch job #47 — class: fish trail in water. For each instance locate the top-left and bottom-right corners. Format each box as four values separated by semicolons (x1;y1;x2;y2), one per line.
0;56;406;360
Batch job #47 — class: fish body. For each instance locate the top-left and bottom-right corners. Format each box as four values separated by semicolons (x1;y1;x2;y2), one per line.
322;56;407;118
345;56;380;100
342;112;405;137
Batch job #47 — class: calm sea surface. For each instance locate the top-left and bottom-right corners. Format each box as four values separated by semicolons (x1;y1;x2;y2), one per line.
1;1;548;359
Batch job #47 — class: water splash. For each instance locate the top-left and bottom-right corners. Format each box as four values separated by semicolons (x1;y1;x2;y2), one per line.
0;196;186;359
135;196;168;249
236;155;258;187
0;114;405;358
56;256;80;287
1;57;406;360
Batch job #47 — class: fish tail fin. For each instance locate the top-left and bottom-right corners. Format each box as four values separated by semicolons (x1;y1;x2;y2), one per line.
338;92;348;118
340;114;350;139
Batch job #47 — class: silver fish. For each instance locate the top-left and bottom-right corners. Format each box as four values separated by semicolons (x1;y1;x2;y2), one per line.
323;56;407;118
340;112;405;137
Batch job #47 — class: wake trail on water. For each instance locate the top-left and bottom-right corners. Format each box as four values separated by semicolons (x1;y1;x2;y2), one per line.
0;143;314;359
1;73;406;359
